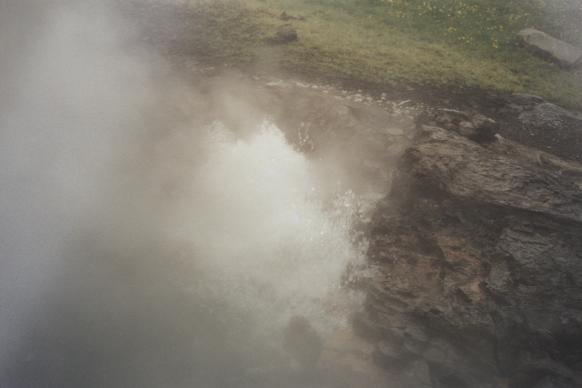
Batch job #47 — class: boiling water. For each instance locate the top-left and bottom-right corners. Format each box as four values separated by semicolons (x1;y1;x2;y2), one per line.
164;121;360;328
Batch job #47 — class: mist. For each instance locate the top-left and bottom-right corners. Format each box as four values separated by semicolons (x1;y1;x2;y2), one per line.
0;2;367;387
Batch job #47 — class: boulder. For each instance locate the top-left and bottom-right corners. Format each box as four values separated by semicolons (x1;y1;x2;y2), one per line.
518;28;582;68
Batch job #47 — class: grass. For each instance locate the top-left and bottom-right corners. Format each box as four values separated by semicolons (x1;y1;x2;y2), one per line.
186;0;582;109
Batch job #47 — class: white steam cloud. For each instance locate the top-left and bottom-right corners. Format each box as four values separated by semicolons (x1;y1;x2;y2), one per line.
0;0;156;365
0;2;364;387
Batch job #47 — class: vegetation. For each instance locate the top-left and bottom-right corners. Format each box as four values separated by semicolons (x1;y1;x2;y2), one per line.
188;0;582;109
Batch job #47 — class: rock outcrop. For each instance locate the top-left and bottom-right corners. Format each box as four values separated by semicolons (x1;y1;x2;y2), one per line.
495;94;582;163
357;119;582;387
518;28;582;68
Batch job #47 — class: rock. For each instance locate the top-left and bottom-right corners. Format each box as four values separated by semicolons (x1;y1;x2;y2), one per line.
504;93;545;112
271;24;298;44
520;102;582;131
518;28;582;68
418;109;498;143
407;125;582;223
491;94;582;162
516;102;582;161
360;124;582;387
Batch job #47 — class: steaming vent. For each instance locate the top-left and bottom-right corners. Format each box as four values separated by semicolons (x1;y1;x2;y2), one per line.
0;2;388;387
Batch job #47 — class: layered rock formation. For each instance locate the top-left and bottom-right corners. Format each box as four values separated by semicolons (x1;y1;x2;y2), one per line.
357;103;582;387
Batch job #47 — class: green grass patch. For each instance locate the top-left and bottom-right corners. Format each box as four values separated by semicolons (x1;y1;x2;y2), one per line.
186;0;582;109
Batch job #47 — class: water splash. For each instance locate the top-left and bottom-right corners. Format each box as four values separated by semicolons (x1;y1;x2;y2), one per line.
160;121;363;337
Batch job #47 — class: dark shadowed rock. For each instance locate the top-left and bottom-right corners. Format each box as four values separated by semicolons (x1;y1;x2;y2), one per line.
519;102;582;132
494;95;582;163
359;124;582;387
516;102;582;161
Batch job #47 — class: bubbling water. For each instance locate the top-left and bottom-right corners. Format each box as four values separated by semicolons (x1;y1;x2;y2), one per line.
159;120;363;339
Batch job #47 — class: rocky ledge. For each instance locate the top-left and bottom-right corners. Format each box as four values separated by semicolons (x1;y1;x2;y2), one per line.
356;98;582;387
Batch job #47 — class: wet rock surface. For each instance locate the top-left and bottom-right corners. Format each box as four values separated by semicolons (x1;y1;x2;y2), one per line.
489;94;582;163
358;110;582;387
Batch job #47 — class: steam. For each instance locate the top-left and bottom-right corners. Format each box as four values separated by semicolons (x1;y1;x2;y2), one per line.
0;0;155;366
162;122;358;324
0;2;363;387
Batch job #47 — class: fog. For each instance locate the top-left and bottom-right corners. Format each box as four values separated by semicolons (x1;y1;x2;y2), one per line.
0;2;366;387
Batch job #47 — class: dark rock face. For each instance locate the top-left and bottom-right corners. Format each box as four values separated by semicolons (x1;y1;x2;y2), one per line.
517;103;582;161
358;124;582;387
408;126;582;223
495;95;582;163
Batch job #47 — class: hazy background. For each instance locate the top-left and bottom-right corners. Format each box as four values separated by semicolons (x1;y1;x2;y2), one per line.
0;2;363;387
